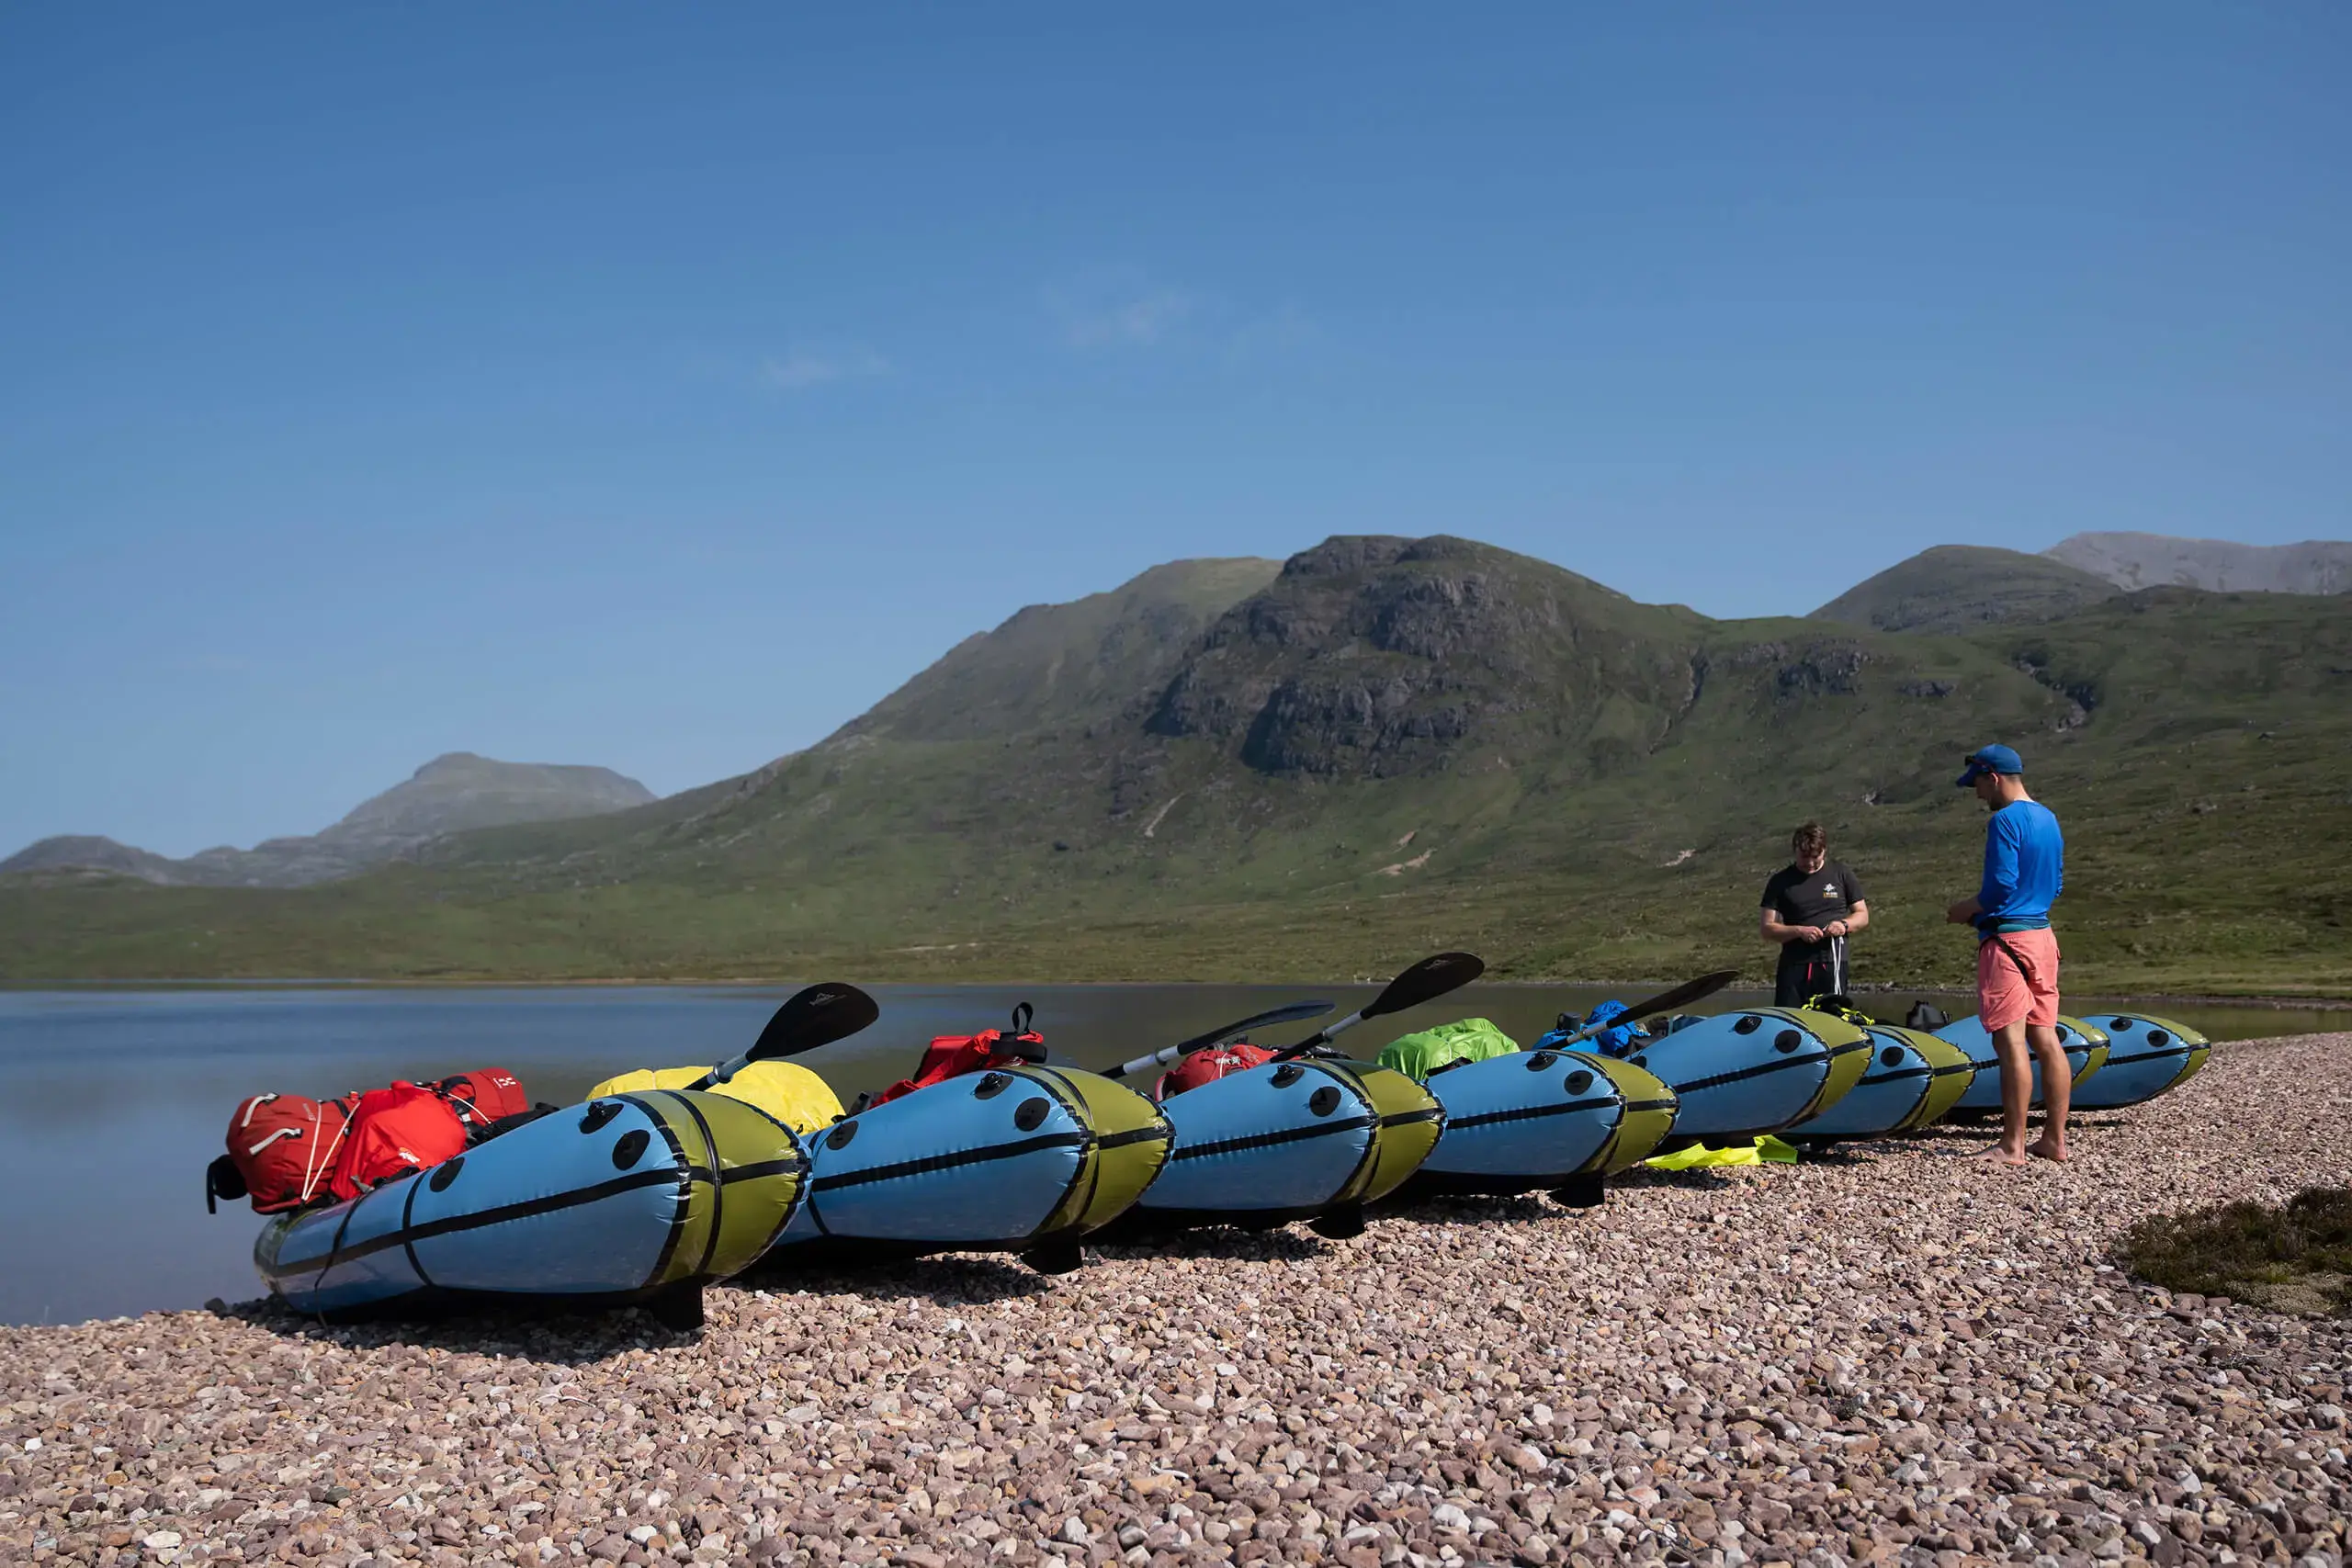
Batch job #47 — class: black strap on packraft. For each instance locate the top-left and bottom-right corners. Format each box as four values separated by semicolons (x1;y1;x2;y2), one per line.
1905;999;1951;1031
471;1103;561;1144
999;1002;1046;1063
204;1156;248;1215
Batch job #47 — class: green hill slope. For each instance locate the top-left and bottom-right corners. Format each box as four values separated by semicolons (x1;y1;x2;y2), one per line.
1809;545;2120;633
846;556;1280;742
5;544;2347;997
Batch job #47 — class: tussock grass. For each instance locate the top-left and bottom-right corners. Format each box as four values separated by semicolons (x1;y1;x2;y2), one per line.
2117;1188;2352;1316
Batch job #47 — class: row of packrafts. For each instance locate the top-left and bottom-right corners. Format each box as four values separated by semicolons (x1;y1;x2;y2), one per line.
252;1000;2210;1323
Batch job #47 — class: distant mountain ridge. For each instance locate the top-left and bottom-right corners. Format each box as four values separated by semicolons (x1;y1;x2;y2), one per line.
2046;532;2352;594
1807;546;2120;633
1;752;655;887
0;835;188;884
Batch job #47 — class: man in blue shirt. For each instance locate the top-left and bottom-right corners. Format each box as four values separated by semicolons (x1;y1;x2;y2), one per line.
1944;743;2070;1165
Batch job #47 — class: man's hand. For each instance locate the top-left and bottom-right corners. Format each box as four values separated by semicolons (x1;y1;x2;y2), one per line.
1945;897;1980;926
1795;925;1826;943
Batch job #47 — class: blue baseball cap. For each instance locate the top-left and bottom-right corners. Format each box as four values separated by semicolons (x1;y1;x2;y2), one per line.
1956;743;2023;786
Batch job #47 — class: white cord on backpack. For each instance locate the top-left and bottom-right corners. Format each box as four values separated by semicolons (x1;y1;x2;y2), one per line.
300;1101;352;1205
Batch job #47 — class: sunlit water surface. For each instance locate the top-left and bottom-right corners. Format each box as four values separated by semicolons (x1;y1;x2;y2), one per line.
0;984;2332;1323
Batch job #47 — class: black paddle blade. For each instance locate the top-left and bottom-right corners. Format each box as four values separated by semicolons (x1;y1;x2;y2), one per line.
1361;951;1486;1019
1271;951;1487;1061
747;981;880;1062
1173;998;1337;1057
1613;968;1740;1027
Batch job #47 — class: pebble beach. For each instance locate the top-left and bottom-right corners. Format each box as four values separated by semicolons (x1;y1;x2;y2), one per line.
5;1032;2346;1568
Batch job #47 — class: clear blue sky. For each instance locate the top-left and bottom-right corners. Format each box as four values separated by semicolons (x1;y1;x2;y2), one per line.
3;6;2345;857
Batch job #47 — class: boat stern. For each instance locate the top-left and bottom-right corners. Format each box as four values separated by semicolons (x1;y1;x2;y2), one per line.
1032;1067;1176;1238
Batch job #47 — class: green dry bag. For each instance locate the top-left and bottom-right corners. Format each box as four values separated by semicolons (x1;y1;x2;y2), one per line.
1378;1017;1521;1082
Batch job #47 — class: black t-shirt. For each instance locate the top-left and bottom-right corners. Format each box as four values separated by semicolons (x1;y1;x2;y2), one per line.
1761;860;1867;968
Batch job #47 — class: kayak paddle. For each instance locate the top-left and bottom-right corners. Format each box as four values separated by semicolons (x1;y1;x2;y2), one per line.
1547;968;1740;1048
1272;951;1487;1061
1102;998;1339;1082
687;981;881;1089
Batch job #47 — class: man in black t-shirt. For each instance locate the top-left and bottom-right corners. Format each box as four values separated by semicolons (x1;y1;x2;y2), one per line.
1760;821;1871;1007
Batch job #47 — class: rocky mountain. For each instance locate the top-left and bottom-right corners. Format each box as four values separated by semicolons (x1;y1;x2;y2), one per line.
387;535;2098;903
1807;546;2120;634
7;537;2349;994
1;752;656;887
1140;536;1702;778
2046;532;2352;594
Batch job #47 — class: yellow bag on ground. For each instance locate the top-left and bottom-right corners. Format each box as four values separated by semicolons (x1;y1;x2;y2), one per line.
1644;1135;1800;1170
587;1062;844;1136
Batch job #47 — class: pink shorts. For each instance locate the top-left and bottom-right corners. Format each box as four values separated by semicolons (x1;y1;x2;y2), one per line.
1977;928;2061;1032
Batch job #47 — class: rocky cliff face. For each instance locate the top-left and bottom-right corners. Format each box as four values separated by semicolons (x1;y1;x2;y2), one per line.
1145;536;1703;778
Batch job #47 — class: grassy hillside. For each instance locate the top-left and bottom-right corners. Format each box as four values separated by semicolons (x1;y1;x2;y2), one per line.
5;547;2347;998
845;557;1280;742
1809;545;2120;633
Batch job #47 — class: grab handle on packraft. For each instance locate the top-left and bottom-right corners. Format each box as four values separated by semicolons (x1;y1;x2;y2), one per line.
1002;1002;1046;1063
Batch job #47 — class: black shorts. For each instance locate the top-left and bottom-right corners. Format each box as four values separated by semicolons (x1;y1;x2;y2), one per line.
1775;938;1848;1008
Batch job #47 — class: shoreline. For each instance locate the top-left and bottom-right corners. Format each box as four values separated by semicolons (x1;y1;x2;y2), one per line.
3;1030;2347;1566
4;976;2346;1010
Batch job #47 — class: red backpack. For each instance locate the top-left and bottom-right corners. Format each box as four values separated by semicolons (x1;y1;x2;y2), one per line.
432;1066;532;1133
1157;1041;1276;1100
206;1066;530;1215
326;1082;470;1203
868;1004;1046;1108
207;1093;356;1214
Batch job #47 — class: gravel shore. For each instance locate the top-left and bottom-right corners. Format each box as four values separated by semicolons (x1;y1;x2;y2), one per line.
6;1032;2347;1568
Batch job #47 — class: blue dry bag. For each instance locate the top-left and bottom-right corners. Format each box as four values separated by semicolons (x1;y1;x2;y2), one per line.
1536;999;1641;1059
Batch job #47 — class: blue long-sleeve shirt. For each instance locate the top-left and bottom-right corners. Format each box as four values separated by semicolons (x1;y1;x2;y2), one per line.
1975;799;2064;939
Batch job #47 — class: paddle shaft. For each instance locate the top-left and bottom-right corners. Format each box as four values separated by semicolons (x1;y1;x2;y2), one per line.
1278;1004;1369;1056
1550;969;1740;1048
1272;952;1486;1061
1102;999;1337;1081
1123;1009;1368;1074
690;1053;756;1090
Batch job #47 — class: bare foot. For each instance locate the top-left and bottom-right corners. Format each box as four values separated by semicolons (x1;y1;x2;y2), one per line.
2027;1137;2069;1163
1971;1144;2030;1166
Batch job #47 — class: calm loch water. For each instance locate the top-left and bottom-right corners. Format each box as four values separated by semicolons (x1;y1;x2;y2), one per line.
0;984;2333;1324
